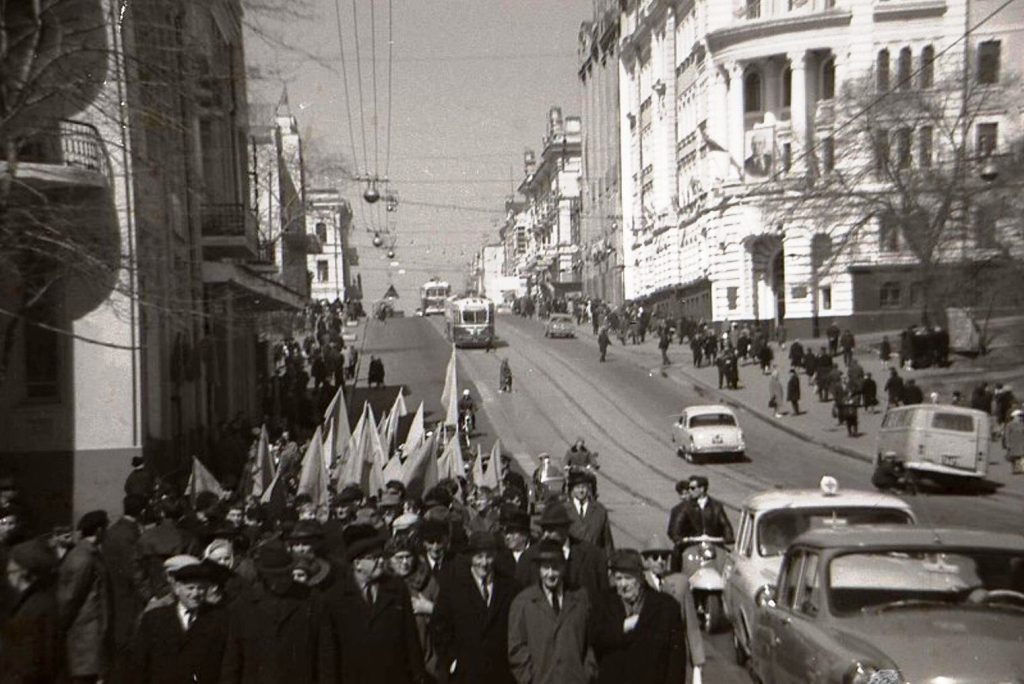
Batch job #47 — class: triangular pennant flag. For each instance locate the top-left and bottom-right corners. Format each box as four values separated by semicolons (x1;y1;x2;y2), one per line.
483;439;503;492
249;424;274;499
402;429;439;500
376;408;393;456
188;455;225;504
322;420;336;470
338;403;373;488
323;386;351;464
296;426;329;516
471;443;486;485
392;388;409;418
437;428;467;481
402;402;425;453
440;345;459;426
381;447;406;484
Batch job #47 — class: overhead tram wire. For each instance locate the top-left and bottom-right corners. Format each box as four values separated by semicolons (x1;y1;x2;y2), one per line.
369;0;380;180
332;0;374;240
350;0;375;241
385;0;394;179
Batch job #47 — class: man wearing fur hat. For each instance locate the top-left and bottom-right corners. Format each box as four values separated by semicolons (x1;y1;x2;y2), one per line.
321;524;426;684
129;557;229;683
591;549;686;683
565;470;614;552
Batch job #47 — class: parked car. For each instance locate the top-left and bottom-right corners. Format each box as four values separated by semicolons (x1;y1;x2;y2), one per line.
544;313;576;338
672;404;745;462
751;526;1024;684
723;477;916;667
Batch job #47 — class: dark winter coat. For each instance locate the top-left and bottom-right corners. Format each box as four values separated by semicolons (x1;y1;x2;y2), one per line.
321;574;427;684
0;576;62;684
57;538;112;678
787;372;801;402
432;565;520;684
566;499;615;553
220;582;331;684
516;539;608;606
128;603;228;684
670;499;734;544
103;516;143;649
590;588;686;684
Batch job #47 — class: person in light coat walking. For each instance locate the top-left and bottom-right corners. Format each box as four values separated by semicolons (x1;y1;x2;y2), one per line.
768;369;785;418
508;539;597;684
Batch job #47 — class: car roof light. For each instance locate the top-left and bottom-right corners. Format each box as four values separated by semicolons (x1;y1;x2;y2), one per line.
820;476;839;497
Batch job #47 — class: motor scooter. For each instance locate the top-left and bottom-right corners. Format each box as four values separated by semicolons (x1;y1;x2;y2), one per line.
678;535;729;633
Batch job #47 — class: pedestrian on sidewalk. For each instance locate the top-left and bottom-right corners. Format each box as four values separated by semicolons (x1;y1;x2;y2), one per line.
862;373;879;413
1003;409;1024;475
703;334;718;368
787;369;802;416
903;379;924;405
826;321;840;358
884;368;904;409
658;330;672;366
690;335;703;368
768;369;785;418
840;329;856;367
843;395;859;437
499;358;513;393
879;335;892;369
598;327;611;363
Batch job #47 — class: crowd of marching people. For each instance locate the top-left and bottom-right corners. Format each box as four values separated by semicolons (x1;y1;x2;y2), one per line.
1;428;713;683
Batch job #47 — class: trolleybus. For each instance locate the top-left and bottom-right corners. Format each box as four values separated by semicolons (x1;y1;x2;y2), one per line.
445;296;495;348
420;279;451;315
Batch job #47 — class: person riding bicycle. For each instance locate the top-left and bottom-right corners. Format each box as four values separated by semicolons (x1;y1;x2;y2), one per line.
457;389;476;431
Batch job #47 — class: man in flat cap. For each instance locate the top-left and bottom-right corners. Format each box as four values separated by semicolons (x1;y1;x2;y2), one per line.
57;509;112;684
1;538;61;682
565;469;614;552
321;524;426;684
128;558;229;684
433;531;521;684
590;549;686;684
508;538;597;684
516;502;607;605
221;540;330;684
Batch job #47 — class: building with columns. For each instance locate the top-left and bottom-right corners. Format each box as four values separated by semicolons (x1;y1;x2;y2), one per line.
518;108;584;300
619;0;1023;336
579;0;625;307
499;197;530;277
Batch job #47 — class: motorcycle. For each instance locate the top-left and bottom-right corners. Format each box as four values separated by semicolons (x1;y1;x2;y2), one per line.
458;407;476;448
678;535;729;633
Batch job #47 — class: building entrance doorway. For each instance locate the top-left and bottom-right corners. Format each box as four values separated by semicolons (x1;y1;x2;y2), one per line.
747;235;785;324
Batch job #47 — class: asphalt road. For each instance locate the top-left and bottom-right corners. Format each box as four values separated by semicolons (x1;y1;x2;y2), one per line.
359;313;1024;684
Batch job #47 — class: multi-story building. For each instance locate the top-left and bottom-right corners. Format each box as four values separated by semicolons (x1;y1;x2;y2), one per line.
579;0;625;307
307;188;354;302
498;197;530;277
518;108;584;300
0;0;306;523
619;0;1023;336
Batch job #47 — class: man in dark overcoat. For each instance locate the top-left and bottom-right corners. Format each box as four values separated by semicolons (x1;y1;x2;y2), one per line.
128;559;228;684
220;541;331;684
516;503;607;605
590;550;686;684
1;538;62;683
787;368;802;416
104;494;146;667
597;327;611;362
565;470;614;553
432;532;520;684
320;524;426;684
57;510;112;683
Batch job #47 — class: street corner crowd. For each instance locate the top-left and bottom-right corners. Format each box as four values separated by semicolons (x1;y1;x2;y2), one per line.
0;431;720;684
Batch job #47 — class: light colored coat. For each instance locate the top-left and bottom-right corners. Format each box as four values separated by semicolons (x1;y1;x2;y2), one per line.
508;585;597;684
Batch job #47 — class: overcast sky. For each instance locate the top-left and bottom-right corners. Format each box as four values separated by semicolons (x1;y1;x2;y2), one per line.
246;0;591;302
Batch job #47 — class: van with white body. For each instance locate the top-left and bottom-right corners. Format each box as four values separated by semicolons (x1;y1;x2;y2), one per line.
875;404;990;483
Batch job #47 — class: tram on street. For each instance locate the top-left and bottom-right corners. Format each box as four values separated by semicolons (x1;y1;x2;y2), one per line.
419;279;451;315
445;295;495;348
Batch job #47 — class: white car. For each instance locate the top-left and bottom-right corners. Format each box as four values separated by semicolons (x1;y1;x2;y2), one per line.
672;404;745;463
722;477;916;667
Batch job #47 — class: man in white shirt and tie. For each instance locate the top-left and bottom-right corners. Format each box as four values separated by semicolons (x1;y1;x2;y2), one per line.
566;469;615;552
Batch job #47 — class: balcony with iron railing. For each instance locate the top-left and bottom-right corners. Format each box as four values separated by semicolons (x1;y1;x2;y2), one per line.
1;119;113;189
201;202;259;261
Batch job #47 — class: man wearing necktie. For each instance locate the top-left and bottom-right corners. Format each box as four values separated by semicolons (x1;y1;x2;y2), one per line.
433;532;520;684
508;539;597;684
129;557;229;683
566;469;615;552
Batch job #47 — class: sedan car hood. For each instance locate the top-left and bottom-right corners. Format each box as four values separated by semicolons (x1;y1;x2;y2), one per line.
837;609;1024;681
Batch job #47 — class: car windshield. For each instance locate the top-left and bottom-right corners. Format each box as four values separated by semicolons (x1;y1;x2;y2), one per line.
551;315;572;322
689;413;736;428
757;507;913;557
461;309;488;324
828;549;1024;615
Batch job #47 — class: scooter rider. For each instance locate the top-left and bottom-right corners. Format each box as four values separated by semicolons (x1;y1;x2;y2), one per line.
671;476;734;545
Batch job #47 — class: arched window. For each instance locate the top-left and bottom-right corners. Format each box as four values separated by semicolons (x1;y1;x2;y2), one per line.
744;70;762;113
919;45;935;88
897;47;912;90
879;282;901;308
820;57;835;100
782;66;792;108
877;49;890;91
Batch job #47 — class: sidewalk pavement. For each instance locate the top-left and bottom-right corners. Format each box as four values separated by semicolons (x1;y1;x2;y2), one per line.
559;317;1024;499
